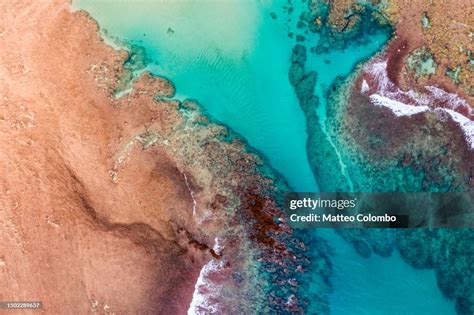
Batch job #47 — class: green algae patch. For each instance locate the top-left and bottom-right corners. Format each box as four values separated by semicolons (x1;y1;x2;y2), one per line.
446;65;462;84
405;47;437;78
421;12;431;29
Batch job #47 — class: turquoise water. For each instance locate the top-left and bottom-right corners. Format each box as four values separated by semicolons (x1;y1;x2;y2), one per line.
74;1;456;313
318;230;455;315
299;24;392;192
74;0;316;192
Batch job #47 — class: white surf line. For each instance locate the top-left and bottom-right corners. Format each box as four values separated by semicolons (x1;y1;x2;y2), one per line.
188;238;224;315
183;172;197;216
361;79;370;94
326;126;355;192
369;94;474;150
438;108;474;150
317;95;355;192
363;58;474;150
188;260;222;315
370;94;430;117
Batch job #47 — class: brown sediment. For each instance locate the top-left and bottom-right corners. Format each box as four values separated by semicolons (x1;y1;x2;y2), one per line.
385;39;409;86
1;0;302;313
0;1;205;313
325;0;473;102
383;0;473;101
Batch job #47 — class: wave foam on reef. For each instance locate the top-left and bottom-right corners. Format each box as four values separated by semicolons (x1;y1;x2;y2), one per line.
188;260;224;314
188;238;224;315
369;94;430;117
361;58;474;150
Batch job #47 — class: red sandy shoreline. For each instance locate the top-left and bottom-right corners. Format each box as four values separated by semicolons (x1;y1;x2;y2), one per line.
1;1;306;313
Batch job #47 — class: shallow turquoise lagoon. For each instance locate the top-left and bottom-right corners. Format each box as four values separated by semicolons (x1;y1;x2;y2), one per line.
74;1;456;313
74;0;316;191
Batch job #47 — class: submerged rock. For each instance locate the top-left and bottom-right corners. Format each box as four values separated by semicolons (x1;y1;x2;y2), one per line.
291;44;307;66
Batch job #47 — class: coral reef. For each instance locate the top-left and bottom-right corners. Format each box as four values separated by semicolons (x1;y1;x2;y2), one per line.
320;44;474;315
299;0;392;52
306;0;473;98
397;229;474;315
286;1;473;314
289;45;351;191
1;0;333;313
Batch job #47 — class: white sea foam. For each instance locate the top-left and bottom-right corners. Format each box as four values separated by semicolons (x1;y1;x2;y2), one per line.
370;94;430;117
213;237;224;255
188;238;224;315
365;60;424;106
426;85;472;113
182;172;197;216
442;109;474;149
361;79;370;94
364;57;474;150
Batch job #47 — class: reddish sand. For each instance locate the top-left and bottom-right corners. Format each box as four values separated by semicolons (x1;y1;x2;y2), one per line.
1;1;305;313
325;0;473;102
386;0;473;102
0;1;211;313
